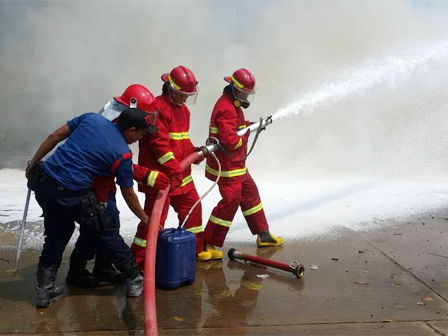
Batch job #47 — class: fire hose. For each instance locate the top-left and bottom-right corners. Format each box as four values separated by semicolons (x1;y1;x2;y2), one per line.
143;116;273;336
228;248;305;278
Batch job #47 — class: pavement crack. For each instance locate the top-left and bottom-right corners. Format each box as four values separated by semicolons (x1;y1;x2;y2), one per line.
425;321;446;336
354;230;448;305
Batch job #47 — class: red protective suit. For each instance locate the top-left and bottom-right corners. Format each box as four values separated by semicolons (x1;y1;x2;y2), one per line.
91;163;166;203
132;94;203;269
204;92;268;247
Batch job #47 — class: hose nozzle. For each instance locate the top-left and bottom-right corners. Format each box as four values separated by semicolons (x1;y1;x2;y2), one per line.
237;115;274;136
198;137;221;158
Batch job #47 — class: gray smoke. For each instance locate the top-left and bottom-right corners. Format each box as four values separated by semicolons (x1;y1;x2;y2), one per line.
1;1;448;181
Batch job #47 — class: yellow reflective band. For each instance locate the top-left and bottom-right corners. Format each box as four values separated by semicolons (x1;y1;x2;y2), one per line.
210;126;218;134
168;74;181;91
242;202;263;217
169;132;190;140
133;237;147;248
238;125;246;129
216;289;232;299
234;138;243;150
181;175;193;187
186;225;203;234
242;280;262;291
206;165;247;178
209;215;232;228
231;75;244;89
147;170;159;187
158;152;175;165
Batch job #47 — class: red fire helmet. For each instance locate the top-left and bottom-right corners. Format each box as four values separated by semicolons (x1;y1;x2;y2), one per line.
224;68;256;94
114;84;155;112
161;66;198;94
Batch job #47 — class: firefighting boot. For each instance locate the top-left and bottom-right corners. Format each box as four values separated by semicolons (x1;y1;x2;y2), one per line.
117;259;143;297
66;269;99;288
196;251;212;261
92;255;125;284
256;230;284;248
36;267;64;308
205;243;224;260
66;256;99;288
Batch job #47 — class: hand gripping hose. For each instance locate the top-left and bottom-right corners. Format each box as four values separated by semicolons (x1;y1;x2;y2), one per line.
144;149;220;336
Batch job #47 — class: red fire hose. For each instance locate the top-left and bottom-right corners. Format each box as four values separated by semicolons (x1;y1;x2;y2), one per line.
143;151;202;336
228;248;305;278
143;120;272;335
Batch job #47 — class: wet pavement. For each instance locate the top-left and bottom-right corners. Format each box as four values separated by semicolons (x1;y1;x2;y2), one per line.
2;212;448;335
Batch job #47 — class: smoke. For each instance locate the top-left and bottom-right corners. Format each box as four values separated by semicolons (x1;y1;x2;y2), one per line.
1;1;448;181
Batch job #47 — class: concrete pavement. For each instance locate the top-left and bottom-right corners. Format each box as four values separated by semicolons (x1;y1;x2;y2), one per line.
1;212;448;335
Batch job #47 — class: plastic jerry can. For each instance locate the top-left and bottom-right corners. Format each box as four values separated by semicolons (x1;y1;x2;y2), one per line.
155;227;196;289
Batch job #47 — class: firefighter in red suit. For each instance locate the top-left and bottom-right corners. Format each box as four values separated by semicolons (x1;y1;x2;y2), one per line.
203;69;284;259
66;84;170;287
132;66;211;269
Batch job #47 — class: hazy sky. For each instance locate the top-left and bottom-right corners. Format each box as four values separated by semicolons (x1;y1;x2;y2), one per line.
1;0;448;181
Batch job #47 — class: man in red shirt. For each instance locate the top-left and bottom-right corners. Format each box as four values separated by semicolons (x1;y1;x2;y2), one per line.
203;69;284;259
132;66;210;269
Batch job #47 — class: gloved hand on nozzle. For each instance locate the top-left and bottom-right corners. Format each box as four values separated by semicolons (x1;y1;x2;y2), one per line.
161;159;184;191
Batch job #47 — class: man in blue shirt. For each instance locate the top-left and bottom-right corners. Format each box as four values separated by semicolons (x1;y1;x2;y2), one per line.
26;108;157;308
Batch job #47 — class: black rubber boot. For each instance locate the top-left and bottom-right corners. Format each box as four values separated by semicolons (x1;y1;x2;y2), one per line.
66;269;99;288
36;267;64;308
66;253;99;288
92;255;125;284
117;259;143;297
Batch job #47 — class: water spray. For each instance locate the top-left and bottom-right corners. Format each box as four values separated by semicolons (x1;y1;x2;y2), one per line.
272;41;448;121
228;248;305;279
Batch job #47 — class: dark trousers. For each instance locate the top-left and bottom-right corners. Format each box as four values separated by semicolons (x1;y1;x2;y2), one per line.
35;177;132;270
70;191;122;270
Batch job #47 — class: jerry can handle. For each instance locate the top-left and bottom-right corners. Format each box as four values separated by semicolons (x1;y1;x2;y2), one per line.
161;228;176;235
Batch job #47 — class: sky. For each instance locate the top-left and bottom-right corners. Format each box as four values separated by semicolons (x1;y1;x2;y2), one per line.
1;0;448;182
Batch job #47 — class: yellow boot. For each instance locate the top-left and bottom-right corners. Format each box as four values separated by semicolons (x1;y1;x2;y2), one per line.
196;251;212;261
206;243;224;260
256;230;284;248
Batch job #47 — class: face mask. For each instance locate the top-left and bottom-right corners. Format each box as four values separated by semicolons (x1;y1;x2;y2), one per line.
241;101;250;109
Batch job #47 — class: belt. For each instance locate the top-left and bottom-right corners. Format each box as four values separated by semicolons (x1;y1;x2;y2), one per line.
43;172;91;197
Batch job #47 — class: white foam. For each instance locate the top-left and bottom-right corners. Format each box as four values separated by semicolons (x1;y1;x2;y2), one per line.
2;168;448;249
